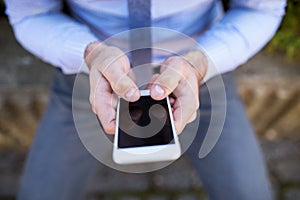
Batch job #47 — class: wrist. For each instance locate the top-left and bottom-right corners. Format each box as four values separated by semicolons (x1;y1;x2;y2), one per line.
183;50;208;84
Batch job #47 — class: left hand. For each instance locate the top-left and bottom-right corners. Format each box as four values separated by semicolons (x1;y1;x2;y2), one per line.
149;50;207;134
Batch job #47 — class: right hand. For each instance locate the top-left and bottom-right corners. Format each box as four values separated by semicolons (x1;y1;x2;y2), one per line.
84;42;140;134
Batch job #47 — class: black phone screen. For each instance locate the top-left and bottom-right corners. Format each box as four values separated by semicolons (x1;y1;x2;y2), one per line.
118;96;175;148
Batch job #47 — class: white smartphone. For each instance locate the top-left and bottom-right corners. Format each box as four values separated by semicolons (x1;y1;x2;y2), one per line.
113;90;181;164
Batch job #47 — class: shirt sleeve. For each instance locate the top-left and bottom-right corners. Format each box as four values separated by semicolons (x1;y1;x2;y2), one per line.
197;0;287;83
4;0;98;74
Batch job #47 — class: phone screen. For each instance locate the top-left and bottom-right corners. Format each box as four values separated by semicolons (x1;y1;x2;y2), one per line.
118;96;175;148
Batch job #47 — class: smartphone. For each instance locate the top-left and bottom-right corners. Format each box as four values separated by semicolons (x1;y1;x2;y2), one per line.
113;90;181;164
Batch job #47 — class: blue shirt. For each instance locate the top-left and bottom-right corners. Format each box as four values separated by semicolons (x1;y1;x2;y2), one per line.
5;0;286;81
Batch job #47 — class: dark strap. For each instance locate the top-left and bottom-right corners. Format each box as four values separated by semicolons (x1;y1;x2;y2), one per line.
127;0;152;67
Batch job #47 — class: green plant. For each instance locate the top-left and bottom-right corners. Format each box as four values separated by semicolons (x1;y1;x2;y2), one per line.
266;0;300;61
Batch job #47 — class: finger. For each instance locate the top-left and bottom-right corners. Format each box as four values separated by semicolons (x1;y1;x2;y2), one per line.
96;98;117;134
94;78;118;134
172;95;199;134
146;73;160;89
128;69;137;84
102;61;140;102
151;57;189;100
187;112;197;124
96;99;117;134
169;97;175;105
89;69;117;134
91;49;140;102
89;66;107;113
150;68;182;100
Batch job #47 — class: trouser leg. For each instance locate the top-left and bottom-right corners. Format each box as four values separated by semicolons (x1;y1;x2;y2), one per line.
186;73;272;200
17;70;98;200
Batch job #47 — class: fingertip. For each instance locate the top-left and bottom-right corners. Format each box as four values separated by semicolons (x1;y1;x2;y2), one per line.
175;123;183;135
130;89;141;102
125;88;140;102
150;84;165;100
173;112;183;135
169;97;175;105
106;129;115;135
105;121;116;134
134;89;141;101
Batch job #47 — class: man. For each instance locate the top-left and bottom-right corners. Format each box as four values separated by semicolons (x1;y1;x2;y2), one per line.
5;0;286;199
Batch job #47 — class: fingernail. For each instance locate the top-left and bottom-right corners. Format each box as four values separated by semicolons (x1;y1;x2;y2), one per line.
125;88;138;100
154;85;164;97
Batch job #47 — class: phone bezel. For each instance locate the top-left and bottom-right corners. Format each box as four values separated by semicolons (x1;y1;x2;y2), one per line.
113;90;181;165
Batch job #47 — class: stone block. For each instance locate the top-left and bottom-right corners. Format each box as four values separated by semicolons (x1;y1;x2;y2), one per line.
152;157;202;190
284;188;300;200
87;165;150;193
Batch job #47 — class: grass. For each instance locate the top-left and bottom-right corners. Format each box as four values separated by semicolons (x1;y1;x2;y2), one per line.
266;0;300;62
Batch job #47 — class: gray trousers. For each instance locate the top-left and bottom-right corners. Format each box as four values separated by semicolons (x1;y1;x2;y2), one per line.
17;69;272;200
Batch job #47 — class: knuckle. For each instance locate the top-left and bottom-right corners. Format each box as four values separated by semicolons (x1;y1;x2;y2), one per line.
103;122;115;134
102;63;117;77
188;99;199;114
89;95;94;106
195;99;200;110
188;113;197;124
100;56;124;75
177;125;184;134
112;77;131;93
157;75;178;91
96;56;111;73
103;126;112;134
184;100;198;114
169;56;186;67
191;112;197;120
93;104;102;115
167;56;181;63
162;56;181;69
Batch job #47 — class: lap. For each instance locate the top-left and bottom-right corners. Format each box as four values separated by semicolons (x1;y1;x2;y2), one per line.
18;70;98;200
18;69;272;200
185;73;272;200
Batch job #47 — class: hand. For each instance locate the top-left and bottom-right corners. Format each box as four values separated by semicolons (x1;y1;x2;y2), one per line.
149;50;207;134
84;42;140;134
